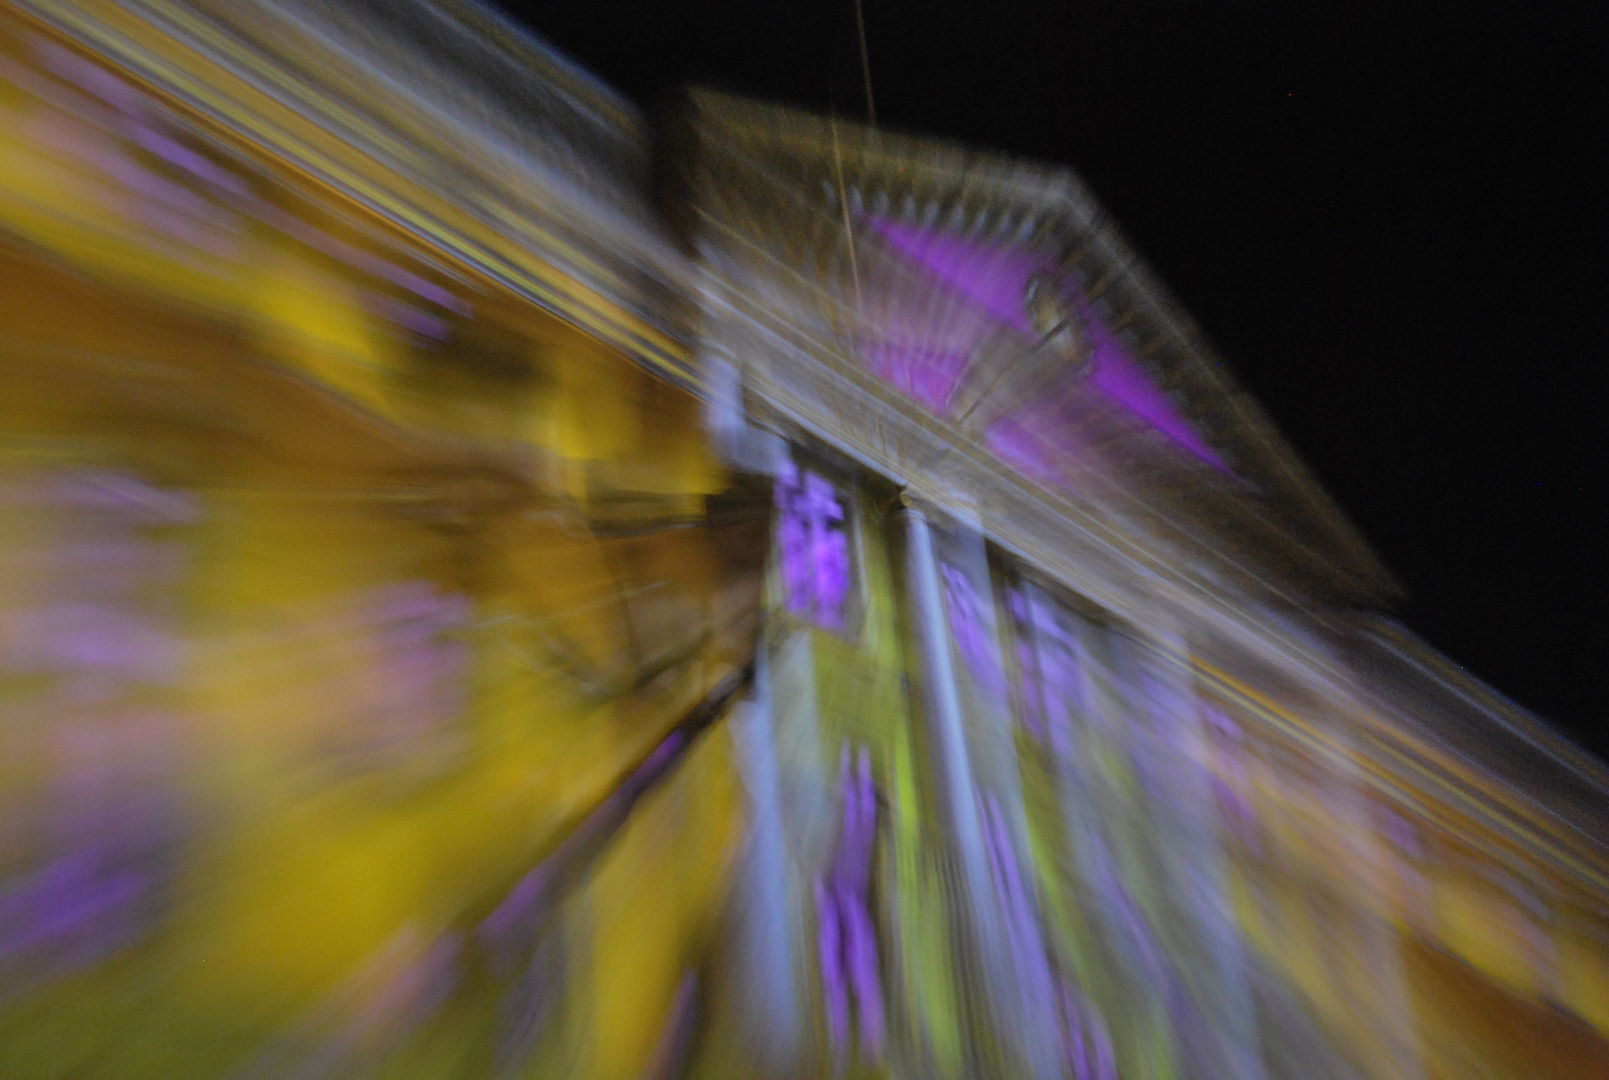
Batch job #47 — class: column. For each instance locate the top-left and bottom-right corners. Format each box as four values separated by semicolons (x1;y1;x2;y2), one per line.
727;641;803;1073
898;497;992;926
1119;620;1267;1080
898;496;1060;1080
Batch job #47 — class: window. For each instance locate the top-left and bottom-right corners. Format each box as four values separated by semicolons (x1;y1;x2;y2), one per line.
774;459;853;631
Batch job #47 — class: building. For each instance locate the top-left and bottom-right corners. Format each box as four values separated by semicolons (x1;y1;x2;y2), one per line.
0;1;1605;1078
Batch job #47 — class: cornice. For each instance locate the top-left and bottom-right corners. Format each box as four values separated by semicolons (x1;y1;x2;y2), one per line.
10;0;700;388
701;270;1336;653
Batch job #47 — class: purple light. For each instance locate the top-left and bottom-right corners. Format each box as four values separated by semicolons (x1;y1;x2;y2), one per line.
861;343;972;413
870;220;1047;336
775;464;851;630
1081;312;1228;471
1009;589;1085;752
816;744;884;1062
23;33;472;332
984;414;1075;489
866;218;1231;475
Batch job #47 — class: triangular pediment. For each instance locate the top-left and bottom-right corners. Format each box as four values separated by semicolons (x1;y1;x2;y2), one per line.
677;90;1396;604
863;219;1228;476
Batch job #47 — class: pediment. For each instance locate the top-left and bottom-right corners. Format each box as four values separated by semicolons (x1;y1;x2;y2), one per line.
677;90;1396;604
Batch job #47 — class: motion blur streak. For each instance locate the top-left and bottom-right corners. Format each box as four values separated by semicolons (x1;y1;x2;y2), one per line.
2;2;1608;1079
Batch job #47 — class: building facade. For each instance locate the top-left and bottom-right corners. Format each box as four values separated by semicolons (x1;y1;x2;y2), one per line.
0;2;1606;1079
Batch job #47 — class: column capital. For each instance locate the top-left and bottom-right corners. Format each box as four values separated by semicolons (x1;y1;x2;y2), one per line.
896;486;980;531
894;489;934;516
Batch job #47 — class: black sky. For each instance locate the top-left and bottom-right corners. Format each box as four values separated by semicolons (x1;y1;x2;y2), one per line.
505;0;1607;757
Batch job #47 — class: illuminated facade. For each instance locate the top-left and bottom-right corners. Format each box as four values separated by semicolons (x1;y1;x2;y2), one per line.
675;93;1609;1080
0;2;1606;1079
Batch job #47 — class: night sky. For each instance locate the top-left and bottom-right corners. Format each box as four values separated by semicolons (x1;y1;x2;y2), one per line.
507;1;1606;758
